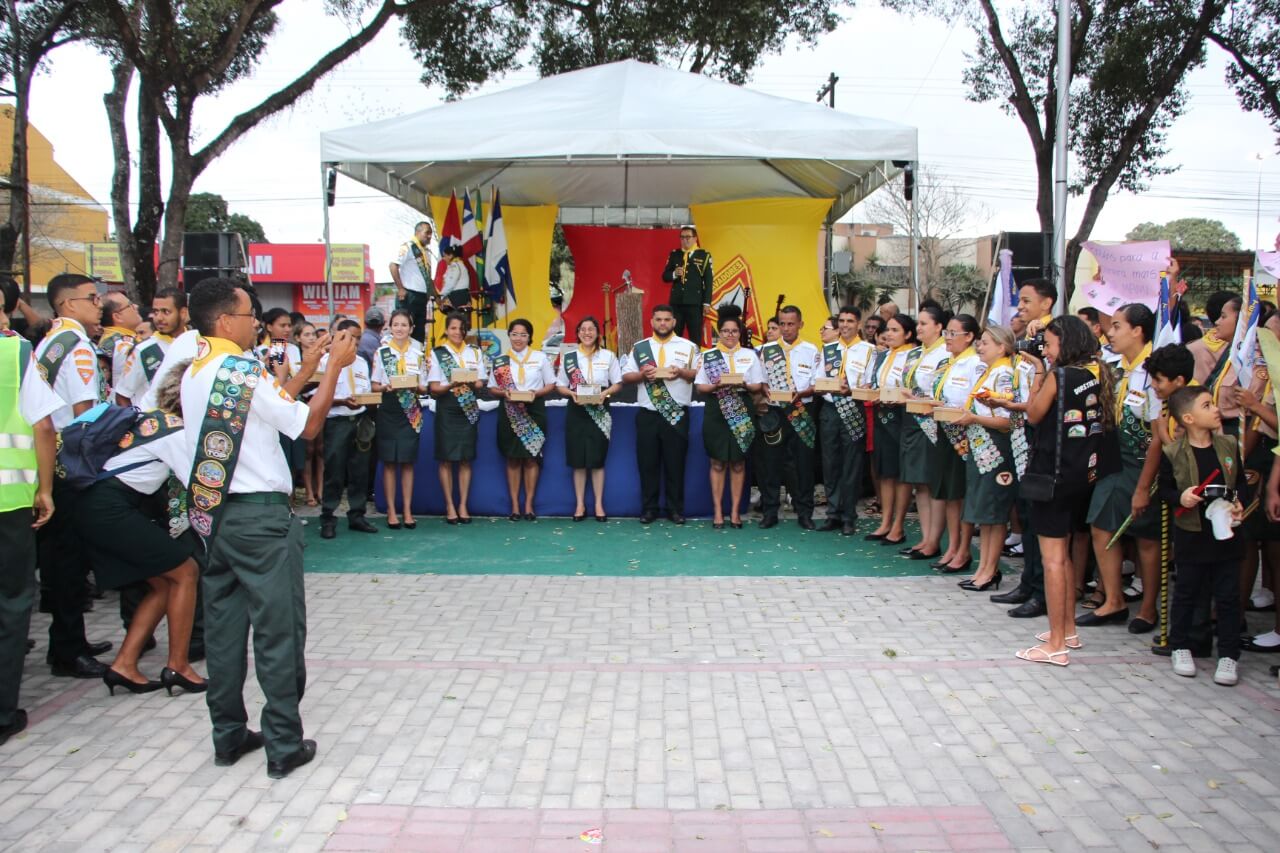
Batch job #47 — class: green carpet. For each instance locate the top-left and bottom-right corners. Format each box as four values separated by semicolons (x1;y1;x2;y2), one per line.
303;517;945;577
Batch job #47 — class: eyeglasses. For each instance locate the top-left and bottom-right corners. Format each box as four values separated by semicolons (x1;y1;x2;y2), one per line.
680;234;696;240
943;330;969;338
62;294;102;306
223;312;256;320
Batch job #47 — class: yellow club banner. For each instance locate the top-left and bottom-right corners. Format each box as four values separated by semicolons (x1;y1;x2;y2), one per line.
429;195;559;340
690;198;833;346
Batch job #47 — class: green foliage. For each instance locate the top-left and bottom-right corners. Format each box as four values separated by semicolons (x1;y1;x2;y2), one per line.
400;1;528;99
931;264;987;313
184;191;268;242
1212;1;1280;148
1125;218;1241;252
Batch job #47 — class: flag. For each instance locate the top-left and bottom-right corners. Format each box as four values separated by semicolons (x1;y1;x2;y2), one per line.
484;188;515;308
435;191;463;290
460;192;483;258
1230;273;1261;385
1152;271;1182;349
470;189;486;291
987;248;1016;328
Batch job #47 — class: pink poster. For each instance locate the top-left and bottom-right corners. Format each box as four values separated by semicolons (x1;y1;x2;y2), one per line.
1081;240;1172;312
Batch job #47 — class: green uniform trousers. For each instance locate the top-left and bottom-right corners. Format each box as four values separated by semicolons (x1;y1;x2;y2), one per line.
0;508;35;729
202;498;307;764
818;403;865;525
759;403;816;521
673;304;704;347
322;415;371;520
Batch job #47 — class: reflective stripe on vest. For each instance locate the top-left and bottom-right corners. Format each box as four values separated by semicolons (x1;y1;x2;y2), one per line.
0;336;38;511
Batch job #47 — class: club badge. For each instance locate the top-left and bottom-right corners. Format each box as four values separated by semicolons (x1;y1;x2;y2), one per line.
203;431;232;461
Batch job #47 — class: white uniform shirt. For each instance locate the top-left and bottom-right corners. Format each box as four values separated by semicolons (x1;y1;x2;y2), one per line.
395;240;438;294
180;339;308;496
873;346;914;391
441;260;469;298
937;350;985;407
555;347;622;389
105;425;191;494
115;335;172;403
621;335;699;409
819;338;874;401
370;339;429;391
1013;356;1037;405
488;347;556;393
320;352;372;417
426;343;489;385
15;342;62;425
969;362;1016;418
760;339;820;404
100;329;136;391
139;328;201;410
906;340;950;398
1120;352;1161;422
34;318;102;430
693;345;765;385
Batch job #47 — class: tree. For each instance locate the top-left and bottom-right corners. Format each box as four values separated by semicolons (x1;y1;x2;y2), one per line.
932;264;987;313
1206;1;1279;149
184;191;267;242
0;1;85;289
861;165;990;306
833;255;905;313
884;0;1231;289
1125;218;1241;252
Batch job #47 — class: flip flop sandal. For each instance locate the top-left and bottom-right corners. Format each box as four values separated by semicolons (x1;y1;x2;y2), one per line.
1016;646;1070;666
1036;631;1082;650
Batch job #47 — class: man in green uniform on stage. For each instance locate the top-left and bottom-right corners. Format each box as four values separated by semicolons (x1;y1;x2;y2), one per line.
182;278;355;778
0;321;59;747
661;225;713;346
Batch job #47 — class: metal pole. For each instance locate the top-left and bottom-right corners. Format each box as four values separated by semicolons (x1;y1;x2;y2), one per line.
322;164;334;322
910;163;920;312
1052;0;1070;314
1256;153;1265;252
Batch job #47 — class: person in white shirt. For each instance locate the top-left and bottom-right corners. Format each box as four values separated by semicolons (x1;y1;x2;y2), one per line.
818;306;876;536
621;304;699;524
899;305;952;560
440;243;471;310
756;305;821;529
115;288;187;406
865;314;919;545
555;316;623;521
98;291;141;403
318;319;377;539
427;311;489;523
488;318;558;520
369;310;429;529
931;315;985;573
390;220;438;344
290;320;324;505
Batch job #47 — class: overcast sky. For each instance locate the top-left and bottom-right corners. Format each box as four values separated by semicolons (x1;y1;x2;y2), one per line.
26;2;1280;275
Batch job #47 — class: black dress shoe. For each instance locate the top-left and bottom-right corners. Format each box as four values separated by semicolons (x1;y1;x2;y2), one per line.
712;522;724;530
385;520;402;530
1241;636;1280;653
1128;617;1156;635
403;521;416;530
730;521;743;529
817;518;841;532
898;546;917;555
509;513;521;522
841;523;856;536
161;667;207;695
1076;608;1128;627
51;655;108;679
459;516;472;525
759;515;778;530
595;514;608;523
348;517;377;533
990;586;1031;605
1008;598;1047;618
267;739;317;779
0;709;27;746
797;516;815;531
640;511;657;524
87;640;113;657
214;730;264;767
574;513;587;521
668;512;685;525
524;512;537;522
320;519;337;539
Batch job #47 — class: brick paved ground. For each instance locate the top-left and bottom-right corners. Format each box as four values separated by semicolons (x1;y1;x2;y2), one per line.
3;540;1279;851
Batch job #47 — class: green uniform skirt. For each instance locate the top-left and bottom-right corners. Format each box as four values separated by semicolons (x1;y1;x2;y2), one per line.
929;427;967;501
899;414;932;485
565;402;610;469
962;426;1018;525
703;392;754;462
433;392;478;462
1243;434;1278;541
79;479;199;589
376;392;422;463
873;406;903;478
1086;455;1156;538
497;398;548;460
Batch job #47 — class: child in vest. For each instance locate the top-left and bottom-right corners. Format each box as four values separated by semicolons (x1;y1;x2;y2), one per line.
1157;385;1246;686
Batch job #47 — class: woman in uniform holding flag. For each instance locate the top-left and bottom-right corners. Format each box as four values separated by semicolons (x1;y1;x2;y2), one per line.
489;319;557;521
427;311;488;523
370;309;428;529
556;317;623;521
694;310;764;529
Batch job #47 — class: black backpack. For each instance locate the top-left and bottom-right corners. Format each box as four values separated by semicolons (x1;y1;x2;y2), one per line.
56;403;144;490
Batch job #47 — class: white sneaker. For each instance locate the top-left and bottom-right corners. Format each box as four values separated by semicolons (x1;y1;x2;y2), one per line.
1213;658;1239;686
1172;649;1196;678
1004;532;1022;548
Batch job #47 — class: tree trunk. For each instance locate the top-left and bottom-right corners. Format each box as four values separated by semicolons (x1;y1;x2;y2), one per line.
104;61;138;298
158;153;194;292
1;66;31;289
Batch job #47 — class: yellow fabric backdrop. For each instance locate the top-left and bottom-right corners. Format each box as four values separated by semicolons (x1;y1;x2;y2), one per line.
428;195;560;340
690;198;833;345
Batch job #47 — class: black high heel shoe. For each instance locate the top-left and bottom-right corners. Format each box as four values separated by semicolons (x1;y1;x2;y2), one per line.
864;532;888;541
959;572;1002;592
595;514;608;523
574;512;587;522
103;669;162;696
938;559;972;574
160;667;207;695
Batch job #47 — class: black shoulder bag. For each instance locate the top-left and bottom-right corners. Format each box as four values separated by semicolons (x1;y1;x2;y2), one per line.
1019;367;1064;502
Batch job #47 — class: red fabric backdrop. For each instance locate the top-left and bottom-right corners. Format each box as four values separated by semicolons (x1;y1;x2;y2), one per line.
561;226;682;344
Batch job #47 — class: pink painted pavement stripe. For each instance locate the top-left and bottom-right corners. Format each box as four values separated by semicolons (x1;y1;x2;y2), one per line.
25;679;97;728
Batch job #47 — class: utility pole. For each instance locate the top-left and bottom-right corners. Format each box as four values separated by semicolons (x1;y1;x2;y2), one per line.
1052;0;1070;314
816;73;838;108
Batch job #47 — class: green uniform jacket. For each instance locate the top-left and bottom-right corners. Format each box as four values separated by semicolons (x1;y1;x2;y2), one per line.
662;248;713;306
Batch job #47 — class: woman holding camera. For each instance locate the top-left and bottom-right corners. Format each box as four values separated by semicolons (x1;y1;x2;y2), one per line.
427;311;488;523
930;314;983;572
866;314;917;544
1016;315;1111;666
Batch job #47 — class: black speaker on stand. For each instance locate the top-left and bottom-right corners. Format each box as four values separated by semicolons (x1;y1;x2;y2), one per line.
182;232;247;291
1004;231;1051;287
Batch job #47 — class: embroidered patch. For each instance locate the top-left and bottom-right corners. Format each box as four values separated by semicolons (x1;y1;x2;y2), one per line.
46;343;64;362
203;431;232;461
1064;409;1083;423
164;414;182;428
138;418;158;437
117;432;135;449
1088;422;1103;435
1085;393;1098;407
195;460;226;489
209;392;224;406
996;471;1014;486
216;367;231;381
189;509;212;537
190;484;222;511
77;367;94;384
1087;453;1098;469
1068;424;1087;438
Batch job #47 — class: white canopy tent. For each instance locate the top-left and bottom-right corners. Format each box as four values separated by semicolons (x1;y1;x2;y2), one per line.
319;59;918;223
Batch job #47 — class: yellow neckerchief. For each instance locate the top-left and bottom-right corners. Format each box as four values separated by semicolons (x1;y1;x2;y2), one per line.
935;346;978;397
837;334;863;377
388;336;412;373
904;336;945;388
967;356;1012;411
1201;328;1227;353
192;336;243;375
652;332;674;367
151;332;174;344
1211;356;1234;405
715;342;741;361
47;316;88;340
1115;342;1153;422
413;236;431;260
101;326;135;345
778;336;805;379
444;338;468;360
577;344;598;382
507;346;534;384
877;343;915;388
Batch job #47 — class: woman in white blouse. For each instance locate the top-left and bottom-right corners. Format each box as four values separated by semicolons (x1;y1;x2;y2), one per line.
488;318;558;521
556;317;623;521
931;314;983;573
426;311;488;523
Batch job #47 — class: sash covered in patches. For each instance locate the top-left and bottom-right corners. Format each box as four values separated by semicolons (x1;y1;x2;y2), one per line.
564;350;611;438
187;356;261;540
632;339;685;426
37;329;84;387
760;342;816;448
434;345;480;425
136;339;167;384
822;342;865;442
115;411;190;536
492;354;546;456
379;346;422;432
701;348;755;453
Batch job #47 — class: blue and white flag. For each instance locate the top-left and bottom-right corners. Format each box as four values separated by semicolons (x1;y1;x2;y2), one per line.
484;188;515;308
1230;274;1261;385
1152;272;1182;349
987;248;1016;328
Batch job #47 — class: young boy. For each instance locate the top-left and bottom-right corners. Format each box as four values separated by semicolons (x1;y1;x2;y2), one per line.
319;319;377;539
1158;386;1246;685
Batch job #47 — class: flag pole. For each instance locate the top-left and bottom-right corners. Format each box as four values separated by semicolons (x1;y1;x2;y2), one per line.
322;164;334;323
1052;0;1070;315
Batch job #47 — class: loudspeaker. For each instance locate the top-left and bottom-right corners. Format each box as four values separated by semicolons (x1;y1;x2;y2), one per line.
1005;231;1050;285
182;232;244;289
